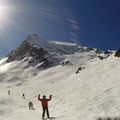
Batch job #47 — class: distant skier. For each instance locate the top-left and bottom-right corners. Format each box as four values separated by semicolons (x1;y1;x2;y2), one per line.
8;90;10;95
22;93;26;99
28;101;34;110
38;94;52;119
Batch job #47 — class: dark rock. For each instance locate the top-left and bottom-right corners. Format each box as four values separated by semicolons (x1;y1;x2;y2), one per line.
95;49;103;54
104;50;112;54
85;47;94;52
6;40;53;68
61;60;73;66
115;49;120;57
98;56;104;60
75;67;85;74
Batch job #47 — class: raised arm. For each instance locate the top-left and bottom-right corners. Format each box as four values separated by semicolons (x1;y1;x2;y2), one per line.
38;94;42;101
48;95;52;101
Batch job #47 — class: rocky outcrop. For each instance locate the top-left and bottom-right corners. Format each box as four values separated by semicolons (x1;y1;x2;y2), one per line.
6;40;53;68
115;49;120;57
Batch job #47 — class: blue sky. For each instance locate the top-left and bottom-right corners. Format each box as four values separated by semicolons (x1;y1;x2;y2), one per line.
0;0;120;56
71;0;120;50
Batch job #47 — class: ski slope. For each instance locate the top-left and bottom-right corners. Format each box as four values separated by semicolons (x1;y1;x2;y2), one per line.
0;51;120;120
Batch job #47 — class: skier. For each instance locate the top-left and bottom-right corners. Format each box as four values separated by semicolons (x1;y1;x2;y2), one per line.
22;93;26;99
8;90;10;95
28;101;34;110
38;94;52;119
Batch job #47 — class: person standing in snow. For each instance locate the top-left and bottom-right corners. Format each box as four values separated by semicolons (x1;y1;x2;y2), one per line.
8;90;10;95
28;101;34;110
22;93;26;99
38;94;52;119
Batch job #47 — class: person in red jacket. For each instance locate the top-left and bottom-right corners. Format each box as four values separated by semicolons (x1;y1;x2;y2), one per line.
38;94;52;119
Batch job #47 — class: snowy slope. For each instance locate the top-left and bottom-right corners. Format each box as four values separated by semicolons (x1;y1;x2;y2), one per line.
0;45;120;120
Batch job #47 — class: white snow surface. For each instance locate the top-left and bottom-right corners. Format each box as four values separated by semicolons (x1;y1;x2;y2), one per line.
48;40;77;46
0;50;120;120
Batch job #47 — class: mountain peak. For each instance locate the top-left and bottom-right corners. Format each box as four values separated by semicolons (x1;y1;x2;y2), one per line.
25;34;47;47
6;34;81;68
22;34;80;55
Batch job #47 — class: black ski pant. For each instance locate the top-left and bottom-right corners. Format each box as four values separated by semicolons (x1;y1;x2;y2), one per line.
42;106;50;119
29;105;34;110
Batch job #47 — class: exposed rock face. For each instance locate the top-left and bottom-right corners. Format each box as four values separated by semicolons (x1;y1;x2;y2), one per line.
115;49;120;57
104;50;113;54
6;34;105;69
79;47;103;54
6;37;53;68
6;34;80;68
6;42;33;62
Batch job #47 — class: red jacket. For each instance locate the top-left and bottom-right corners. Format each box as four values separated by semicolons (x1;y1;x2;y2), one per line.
38;95;52;107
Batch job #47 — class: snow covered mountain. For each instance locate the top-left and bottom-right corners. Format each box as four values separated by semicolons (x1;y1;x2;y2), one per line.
0;34;119;120
6;34;81;68
6;34;105;68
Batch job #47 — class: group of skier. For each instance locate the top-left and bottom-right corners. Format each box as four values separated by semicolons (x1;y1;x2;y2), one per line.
8;90;52;119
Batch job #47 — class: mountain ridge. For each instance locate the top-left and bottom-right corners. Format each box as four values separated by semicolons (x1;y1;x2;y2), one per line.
6;34;105;61
6;34;81;68
0;34;120;120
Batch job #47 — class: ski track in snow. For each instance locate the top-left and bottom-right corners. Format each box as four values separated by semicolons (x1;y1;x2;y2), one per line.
0;51;120;120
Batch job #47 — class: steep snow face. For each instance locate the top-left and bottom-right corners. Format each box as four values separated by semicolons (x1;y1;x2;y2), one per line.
0;48;119;120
